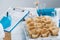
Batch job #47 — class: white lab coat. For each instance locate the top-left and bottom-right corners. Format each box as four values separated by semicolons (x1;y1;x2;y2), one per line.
0;23;5;40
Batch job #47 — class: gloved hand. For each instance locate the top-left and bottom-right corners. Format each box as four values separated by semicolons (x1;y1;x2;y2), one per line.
37;8;56;17
1;12;11;29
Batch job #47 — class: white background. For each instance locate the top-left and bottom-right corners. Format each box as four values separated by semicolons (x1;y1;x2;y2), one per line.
0;0;60;14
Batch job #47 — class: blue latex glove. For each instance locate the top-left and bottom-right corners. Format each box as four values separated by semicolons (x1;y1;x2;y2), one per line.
37;8;56;17
1;12;12;29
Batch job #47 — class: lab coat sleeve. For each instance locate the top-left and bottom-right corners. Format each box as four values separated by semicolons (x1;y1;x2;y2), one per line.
0;23;5;38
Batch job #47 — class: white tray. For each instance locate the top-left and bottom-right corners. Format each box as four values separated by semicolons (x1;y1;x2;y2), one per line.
23;22;60;40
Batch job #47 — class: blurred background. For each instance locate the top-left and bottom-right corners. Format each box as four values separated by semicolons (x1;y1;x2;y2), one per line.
0;0;60;14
